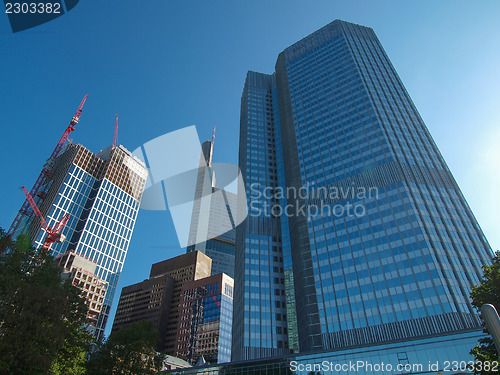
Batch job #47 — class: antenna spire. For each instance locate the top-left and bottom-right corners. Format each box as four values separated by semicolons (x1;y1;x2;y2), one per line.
113;114;118;147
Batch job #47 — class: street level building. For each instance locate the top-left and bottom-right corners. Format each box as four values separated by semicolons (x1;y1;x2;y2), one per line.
112;251;212;354
175;273;233;364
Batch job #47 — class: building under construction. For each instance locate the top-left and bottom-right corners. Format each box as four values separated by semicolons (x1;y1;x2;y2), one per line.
56;250;108;334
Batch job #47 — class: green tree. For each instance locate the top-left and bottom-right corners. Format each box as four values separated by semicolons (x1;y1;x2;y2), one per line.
48;322;90;375
470;251;500;374
0;229;92;374
87;320;165;375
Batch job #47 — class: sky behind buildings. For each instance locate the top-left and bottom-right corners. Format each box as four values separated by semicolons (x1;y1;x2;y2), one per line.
1;0;499;336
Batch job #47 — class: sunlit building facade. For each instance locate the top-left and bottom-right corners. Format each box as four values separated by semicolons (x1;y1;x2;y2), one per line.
233;19;493;363
19;142;148;337
112;251;213;354
113;250;233;364
56;250;108;334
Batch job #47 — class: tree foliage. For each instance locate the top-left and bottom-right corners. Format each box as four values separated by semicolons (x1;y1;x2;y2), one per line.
0;228;92;374
87;320;165;375
470;251;500;374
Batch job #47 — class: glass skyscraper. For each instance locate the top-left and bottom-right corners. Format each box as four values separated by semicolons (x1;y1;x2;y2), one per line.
187;139;237;277
16;142;148;337
233;19;493;362
234;72;297;360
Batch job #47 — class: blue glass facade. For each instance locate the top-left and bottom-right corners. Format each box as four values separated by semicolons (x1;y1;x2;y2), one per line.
25;143;147;337
233;20;493;361
167;331;485;375
219;291;233;363
234;72;292;360
176;273;234;364
191;187;237;278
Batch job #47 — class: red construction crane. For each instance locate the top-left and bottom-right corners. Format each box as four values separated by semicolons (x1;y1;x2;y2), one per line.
112;114;118;147
211;294;221;308
21;186;68;250
8;95;87;237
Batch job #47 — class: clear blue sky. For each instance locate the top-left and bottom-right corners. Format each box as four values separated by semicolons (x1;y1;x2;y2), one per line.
1;0;499;337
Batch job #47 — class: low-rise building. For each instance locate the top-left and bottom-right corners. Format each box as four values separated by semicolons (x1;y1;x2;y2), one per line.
112;251;212;353
112;252;233;364
175;273;233;364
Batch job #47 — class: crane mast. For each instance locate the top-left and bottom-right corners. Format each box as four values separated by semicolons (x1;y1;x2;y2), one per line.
8;94;87;237
21;186;69;250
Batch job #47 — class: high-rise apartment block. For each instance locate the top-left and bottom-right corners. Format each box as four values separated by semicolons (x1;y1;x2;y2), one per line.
13;142;148;337
233;19;493;363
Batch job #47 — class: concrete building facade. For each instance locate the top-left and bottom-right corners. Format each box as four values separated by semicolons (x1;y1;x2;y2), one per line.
56;249;108;333
112;251;212;353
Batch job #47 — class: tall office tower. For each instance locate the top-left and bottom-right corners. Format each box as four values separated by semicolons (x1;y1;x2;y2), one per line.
187;140;216;252
187;138;237;277
113;251;212;353
200;189;236;277
175;273;234;364
234;20;493;361
233;72;293;360
14;142;148;337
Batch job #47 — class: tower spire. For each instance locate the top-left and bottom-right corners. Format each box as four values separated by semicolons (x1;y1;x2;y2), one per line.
112;114;118;147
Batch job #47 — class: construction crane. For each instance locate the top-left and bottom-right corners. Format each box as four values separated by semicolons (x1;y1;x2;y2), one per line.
112;114;118;147
8;94;87;237
211;294;221;308
21;186;68;251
